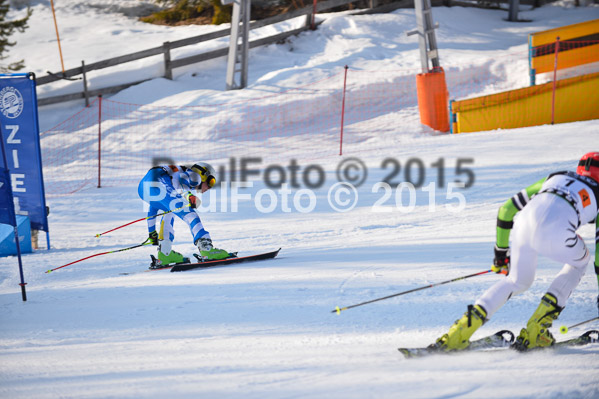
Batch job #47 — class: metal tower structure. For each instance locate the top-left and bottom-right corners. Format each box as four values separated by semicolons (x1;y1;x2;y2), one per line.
408;0;441;73
225;0;251;90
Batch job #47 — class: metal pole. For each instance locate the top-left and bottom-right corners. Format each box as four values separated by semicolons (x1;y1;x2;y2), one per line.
163;41;172;80
0;126;27;301
240;0;250;88
226;0;242;90
422;0;439;70
13;227;27;301
82;60;89;107
332;269;496;314
414;0;429;73
508;0;520;22
339;66;348;156
311;0;317;30
225;0;251;90
97;95;102;188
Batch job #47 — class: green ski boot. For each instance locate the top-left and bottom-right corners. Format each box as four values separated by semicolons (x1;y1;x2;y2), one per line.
196;237;230;260
157;249;187;265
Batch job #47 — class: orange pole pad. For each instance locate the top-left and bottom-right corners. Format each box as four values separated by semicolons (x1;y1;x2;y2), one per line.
416;69;450;132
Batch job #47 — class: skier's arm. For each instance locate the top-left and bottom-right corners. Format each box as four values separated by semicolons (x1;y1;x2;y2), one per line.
171;171;200;208
496;177;546;248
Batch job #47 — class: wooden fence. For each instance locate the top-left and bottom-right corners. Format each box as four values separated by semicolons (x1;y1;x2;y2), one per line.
36;0;548;106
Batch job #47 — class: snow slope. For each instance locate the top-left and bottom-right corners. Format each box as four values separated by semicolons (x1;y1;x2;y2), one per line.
2;1;599;398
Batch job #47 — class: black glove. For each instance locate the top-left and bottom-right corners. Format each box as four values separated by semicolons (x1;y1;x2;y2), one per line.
147;231;158;246
492;245;510;274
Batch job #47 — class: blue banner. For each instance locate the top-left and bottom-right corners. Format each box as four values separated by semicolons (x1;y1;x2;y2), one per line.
0;74;48;231
0;166;16;227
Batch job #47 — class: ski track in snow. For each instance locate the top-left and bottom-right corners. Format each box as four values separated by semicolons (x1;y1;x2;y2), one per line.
1;1;599;398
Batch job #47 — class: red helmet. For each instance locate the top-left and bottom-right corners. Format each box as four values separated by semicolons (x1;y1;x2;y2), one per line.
576;152;599;182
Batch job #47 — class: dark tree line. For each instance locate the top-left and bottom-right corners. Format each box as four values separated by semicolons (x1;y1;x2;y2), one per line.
0;0;31;72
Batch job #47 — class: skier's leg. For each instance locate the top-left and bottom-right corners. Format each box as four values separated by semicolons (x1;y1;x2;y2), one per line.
475;242;538;318
158;213;175;254
171;209;230;260
138;169;168;233
145;205;160;234
543;231;589;307
515;197;586;349
433;304;488;351
435;238;536;351
475;206;539;318
176;210;208;244
434;201;539;351
157;213;186;264
514;292;564;350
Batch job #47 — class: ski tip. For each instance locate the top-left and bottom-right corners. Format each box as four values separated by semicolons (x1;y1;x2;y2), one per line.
397;348;412;359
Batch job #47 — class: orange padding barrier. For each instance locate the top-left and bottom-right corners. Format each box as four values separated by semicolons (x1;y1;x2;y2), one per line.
451;71;599;134
530;19;599;75
416;68;449;132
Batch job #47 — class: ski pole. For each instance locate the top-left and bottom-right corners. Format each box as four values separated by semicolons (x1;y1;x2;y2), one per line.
332;268;502;314
95;205;190;237
560;316;599;334
46;239;152;274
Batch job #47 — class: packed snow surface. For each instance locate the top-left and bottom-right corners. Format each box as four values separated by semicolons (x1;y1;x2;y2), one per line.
1;1;599;398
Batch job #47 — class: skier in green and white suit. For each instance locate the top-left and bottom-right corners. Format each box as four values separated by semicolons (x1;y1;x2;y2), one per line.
432;152;599;352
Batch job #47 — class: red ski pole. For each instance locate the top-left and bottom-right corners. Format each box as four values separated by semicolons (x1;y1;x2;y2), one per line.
46;240;152;273
95;205;189;238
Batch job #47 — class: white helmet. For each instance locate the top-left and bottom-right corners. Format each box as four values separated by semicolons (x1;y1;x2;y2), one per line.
191;162;216;188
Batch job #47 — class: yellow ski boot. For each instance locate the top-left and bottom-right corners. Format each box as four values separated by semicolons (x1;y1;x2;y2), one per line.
513;293;563;351
433;305;487;352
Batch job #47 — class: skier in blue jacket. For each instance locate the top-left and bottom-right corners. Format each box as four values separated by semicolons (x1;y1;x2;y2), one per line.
137;162;229;266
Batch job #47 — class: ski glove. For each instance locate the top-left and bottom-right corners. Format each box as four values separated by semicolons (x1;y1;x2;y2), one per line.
492;245;510;275
147;231;158;246
185;192;200;209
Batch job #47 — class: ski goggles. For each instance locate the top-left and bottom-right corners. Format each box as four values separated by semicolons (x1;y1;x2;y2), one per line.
205;175;216;188
191;164;216;188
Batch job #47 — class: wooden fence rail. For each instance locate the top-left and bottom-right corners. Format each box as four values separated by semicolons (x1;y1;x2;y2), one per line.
36;0;546;106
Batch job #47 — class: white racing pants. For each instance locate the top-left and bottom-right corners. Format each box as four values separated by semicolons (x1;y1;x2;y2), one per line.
476;193;590;318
